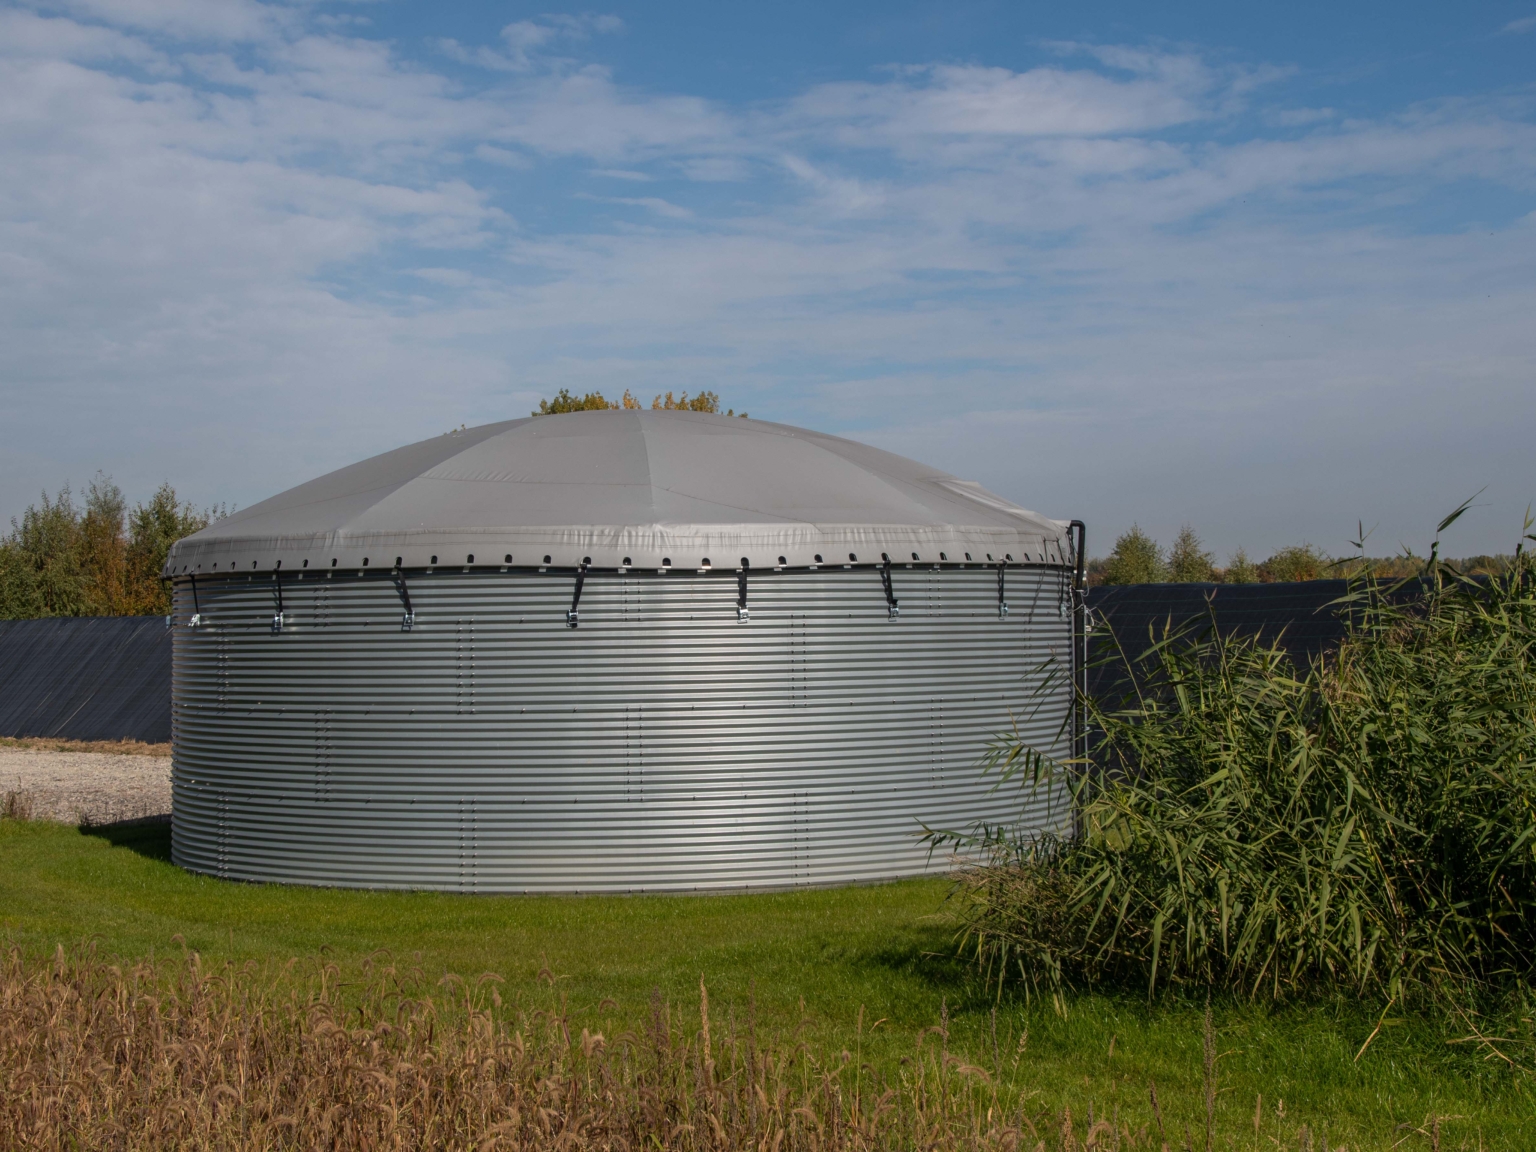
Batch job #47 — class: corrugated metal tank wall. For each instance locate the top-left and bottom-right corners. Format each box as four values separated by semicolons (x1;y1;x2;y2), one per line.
171;564;1074;892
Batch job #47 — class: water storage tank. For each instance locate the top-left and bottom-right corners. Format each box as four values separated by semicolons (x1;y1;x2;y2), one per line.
165;411;1084;891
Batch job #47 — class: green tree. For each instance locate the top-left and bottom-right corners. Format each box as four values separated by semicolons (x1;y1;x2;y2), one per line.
1260;544;1330;583
125;483;217;614
533;388;632;414
1100;525;1166;585
5;486;88;617
650;389;744;415
80;474;130;615
1166;524;1214;583
1456;554;1513;577
1222;548;1259;584
0;478;217;618
534;389;746;416
0;541;43;618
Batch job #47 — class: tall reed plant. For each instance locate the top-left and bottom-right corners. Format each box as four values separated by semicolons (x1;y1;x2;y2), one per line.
943;514;1536;1015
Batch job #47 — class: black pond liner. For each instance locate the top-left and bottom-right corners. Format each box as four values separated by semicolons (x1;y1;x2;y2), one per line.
0;616;171;743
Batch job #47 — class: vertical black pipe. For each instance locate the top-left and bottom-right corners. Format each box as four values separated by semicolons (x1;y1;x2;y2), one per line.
1069;520;1088;836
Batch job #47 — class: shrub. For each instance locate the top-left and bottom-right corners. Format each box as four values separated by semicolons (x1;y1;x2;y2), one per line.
1;790;35;821
1259;544;1331;583
943;518;1536;1012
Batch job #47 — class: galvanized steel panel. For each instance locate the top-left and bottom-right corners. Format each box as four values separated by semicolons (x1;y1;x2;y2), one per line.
171;564;1075;892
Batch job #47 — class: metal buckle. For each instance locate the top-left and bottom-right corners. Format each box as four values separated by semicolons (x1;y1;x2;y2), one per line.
271;612;285;633
401;611;415;632
737;606;750;624
999;603;1010;618
566;609;579;629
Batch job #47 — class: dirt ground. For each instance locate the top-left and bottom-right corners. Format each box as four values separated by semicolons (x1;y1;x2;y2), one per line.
1;742;171;825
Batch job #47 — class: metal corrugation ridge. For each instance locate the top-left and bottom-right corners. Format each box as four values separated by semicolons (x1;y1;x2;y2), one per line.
171;564;1075;892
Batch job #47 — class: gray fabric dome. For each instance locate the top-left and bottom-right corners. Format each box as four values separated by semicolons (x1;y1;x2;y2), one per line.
167;411;1069;574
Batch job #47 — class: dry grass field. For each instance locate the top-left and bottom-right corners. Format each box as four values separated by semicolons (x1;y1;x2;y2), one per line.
0;942;1231;1151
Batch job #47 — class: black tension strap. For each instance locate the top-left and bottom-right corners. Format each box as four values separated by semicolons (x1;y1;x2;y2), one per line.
188;573;202;627
880;558;900;620
392;566;415;631
737;561;750;623
567;564;587;628
997;561;1009;618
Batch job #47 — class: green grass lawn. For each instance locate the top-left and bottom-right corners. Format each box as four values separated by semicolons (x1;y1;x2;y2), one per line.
2;816;1529;1148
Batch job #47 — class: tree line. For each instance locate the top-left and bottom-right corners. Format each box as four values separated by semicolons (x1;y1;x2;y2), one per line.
0;477;219;619
1090;523;1514;586
534;388;746;416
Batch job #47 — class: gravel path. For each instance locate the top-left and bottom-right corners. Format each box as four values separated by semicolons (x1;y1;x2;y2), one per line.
1;747;171;825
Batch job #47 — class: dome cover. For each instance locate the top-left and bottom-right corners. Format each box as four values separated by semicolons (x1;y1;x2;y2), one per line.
167;411;1070;574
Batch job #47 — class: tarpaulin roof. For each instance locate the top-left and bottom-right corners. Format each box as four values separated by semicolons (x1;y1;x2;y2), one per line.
167;411;1072;573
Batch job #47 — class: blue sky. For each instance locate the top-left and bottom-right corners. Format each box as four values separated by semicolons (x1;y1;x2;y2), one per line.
2;1;1533;560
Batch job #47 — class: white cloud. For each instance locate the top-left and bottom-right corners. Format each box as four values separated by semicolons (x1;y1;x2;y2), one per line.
46;0;284;42
675;156;751;182
790;61;1212;141
439;13;625;72
778;154;885;212
1500;15;1536;34
1267;106;1336;127
474;143;532;167
0;8;167;65
483;66;733;160
576;193;693;219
